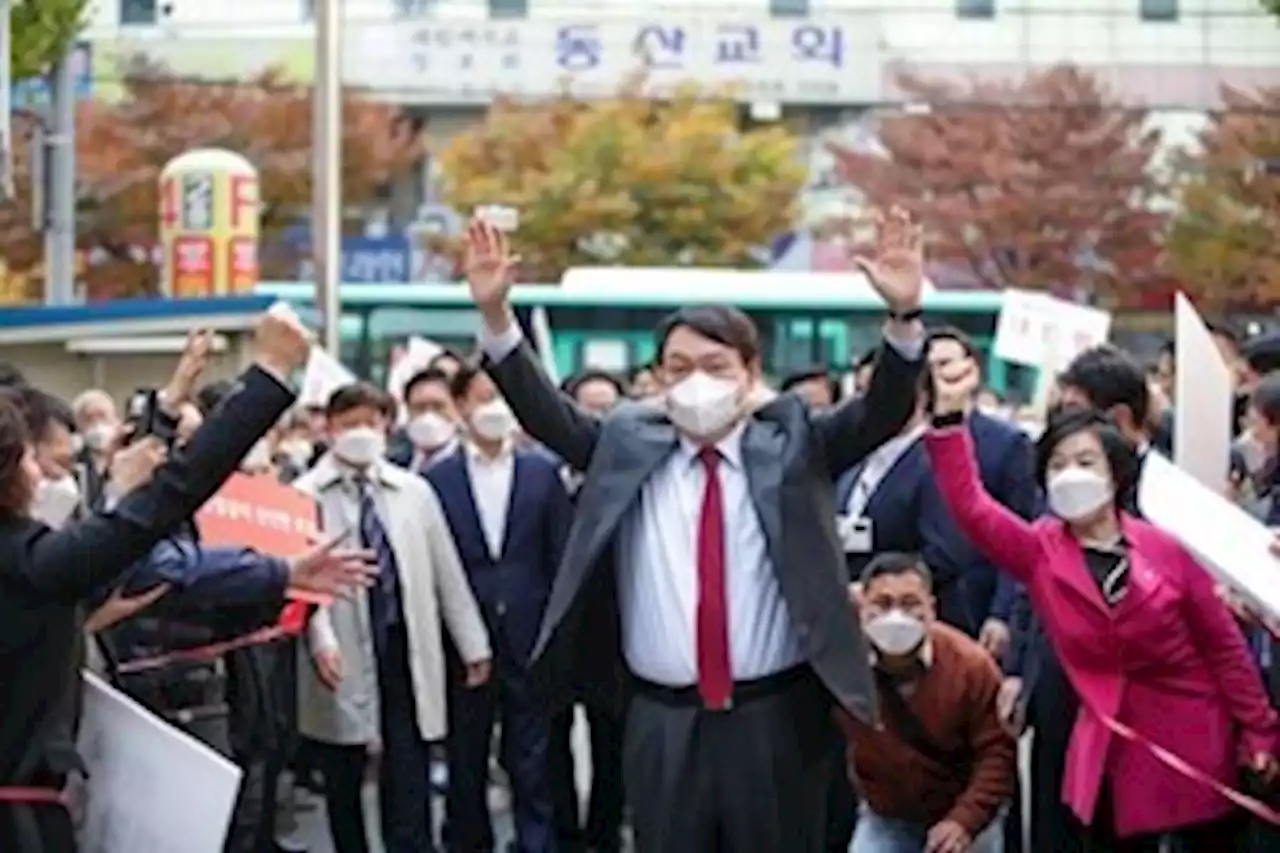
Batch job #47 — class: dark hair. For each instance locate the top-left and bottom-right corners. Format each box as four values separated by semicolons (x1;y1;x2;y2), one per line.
427;349;466;374
448;361;487;401
3;386;72;444
780;366;841;405
404;368;452;402
326;382;388;418
0;363;26;388
1252;371;1280;426
563;370;625;402
1034;404;1138;498
853;350;878;372
0;392;31;516
195;380;235;416
1245;332;1280;376
926;325;978;360
860;551;933;591
1058;345;1150;427
654;305;760;366
1158;338;1175;360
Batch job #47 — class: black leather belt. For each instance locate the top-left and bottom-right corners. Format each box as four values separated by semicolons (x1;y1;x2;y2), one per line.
631;664;811;710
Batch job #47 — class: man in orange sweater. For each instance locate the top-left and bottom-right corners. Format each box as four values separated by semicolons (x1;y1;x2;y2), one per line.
838;552;1015;853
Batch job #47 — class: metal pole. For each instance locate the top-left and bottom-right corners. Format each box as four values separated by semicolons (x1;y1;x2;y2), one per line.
0;0;13;203
44;48;76;304
313;0;343;355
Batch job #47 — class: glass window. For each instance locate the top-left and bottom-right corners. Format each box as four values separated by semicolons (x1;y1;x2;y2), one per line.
488;0;527;18
956;0;995;19
120;0;157;25
770;0;809;18
1140;0;1177;21
300;0;312;21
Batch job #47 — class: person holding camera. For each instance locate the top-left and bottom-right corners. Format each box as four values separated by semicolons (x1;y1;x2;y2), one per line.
0;310;358;853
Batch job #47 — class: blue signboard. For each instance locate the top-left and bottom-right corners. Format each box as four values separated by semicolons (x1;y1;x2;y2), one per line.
11;43;94;109
340;236;413;284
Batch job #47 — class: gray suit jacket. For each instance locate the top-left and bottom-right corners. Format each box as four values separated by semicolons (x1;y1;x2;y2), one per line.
486;340;923;724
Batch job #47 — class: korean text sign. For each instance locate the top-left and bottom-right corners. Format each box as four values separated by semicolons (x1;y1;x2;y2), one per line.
342;17;880;104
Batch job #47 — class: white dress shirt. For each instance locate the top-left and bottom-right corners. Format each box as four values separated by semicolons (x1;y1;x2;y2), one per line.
478;317;924;688
842;422;925;518
412;438;460;475
617;426;805;685
464;442;515;558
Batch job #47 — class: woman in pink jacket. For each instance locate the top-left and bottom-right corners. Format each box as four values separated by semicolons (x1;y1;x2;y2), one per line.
925;358;1278;851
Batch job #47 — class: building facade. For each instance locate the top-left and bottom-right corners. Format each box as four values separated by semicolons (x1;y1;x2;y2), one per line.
85;0;1280;111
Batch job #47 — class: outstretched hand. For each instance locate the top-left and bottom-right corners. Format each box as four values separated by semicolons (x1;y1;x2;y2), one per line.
854;206;925;314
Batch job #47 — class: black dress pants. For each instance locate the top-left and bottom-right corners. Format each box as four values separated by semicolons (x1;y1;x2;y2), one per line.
314;625;435;853
548;701;625;853
623;668;839;853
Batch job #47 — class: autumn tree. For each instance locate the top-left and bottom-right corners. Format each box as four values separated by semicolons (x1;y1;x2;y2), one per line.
1166;86;1280;312
433;77;806;282
0;60;422;301
11;0;86;79
831;65;1166;306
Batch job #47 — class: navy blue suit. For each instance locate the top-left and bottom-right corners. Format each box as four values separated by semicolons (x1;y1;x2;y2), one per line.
428;448;571;853
836;412;1037;634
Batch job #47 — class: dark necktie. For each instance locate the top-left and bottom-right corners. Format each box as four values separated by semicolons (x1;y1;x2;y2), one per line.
356;477;400;632
696;448;732;710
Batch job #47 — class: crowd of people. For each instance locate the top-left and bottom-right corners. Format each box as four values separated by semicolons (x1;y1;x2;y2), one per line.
3;211;1280;853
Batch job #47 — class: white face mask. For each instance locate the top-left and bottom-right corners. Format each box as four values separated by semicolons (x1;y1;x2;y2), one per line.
470;400;517;443
280;438;313;468
83;422;116;452
241;439;274;472
333;427;386;468
31;474;81;529
667;372;744;438
1047;466;1113;521
407;412;456;449
864;609;927;657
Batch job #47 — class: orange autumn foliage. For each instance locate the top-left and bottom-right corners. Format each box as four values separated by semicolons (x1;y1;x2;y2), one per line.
0;63;421;302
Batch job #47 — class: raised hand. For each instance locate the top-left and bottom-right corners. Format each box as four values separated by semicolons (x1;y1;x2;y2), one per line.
108;436;168;494
463;216;520;318
160;329;213;409
854;206;925;314
932;358;980;418
288;530;377;599
255;303;314;378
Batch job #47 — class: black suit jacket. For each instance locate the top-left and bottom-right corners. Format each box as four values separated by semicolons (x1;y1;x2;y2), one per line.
485;338;923;724
0;365;294;788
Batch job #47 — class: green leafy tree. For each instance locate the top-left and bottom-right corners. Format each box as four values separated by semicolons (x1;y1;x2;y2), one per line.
11;0;87;80
1262;0;1280;20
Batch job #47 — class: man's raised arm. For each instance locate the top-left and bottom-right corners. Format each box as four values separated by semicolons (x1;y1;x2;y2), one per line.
467;217;601;471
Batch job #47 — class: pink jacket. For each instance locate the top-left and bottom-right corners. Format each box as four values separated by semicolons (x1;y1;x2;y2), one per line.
926;426;1278;836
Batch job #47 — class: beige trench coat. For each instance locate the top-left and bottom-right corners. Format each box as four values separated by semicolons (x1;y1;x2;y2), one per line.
294;455;490;744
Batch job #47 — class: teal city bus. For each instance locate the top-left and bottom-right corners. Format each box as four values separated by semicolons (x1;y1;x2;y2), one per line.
257;268;1031;394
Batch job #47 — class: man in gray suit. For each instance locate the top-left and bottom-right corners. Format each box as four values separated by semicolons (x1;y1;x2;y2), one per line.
464;210;927;853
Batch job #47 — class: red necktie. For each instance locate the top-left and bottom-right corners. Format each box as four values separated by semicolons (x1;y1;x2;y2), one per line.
696;448;733;710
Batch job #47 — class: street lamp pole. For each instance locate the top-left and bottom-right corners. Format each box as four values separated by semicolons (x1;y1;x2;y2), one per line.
313;0;343;355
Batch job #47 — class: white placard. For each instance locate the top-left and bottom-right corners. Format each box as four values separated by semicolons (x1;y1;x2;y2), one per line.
299;347;357;409
581;339;629;372
76;673;242;853
386;336;444;406
1139;452;1280;621
1173;292;1233;493
992;290;1112;370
